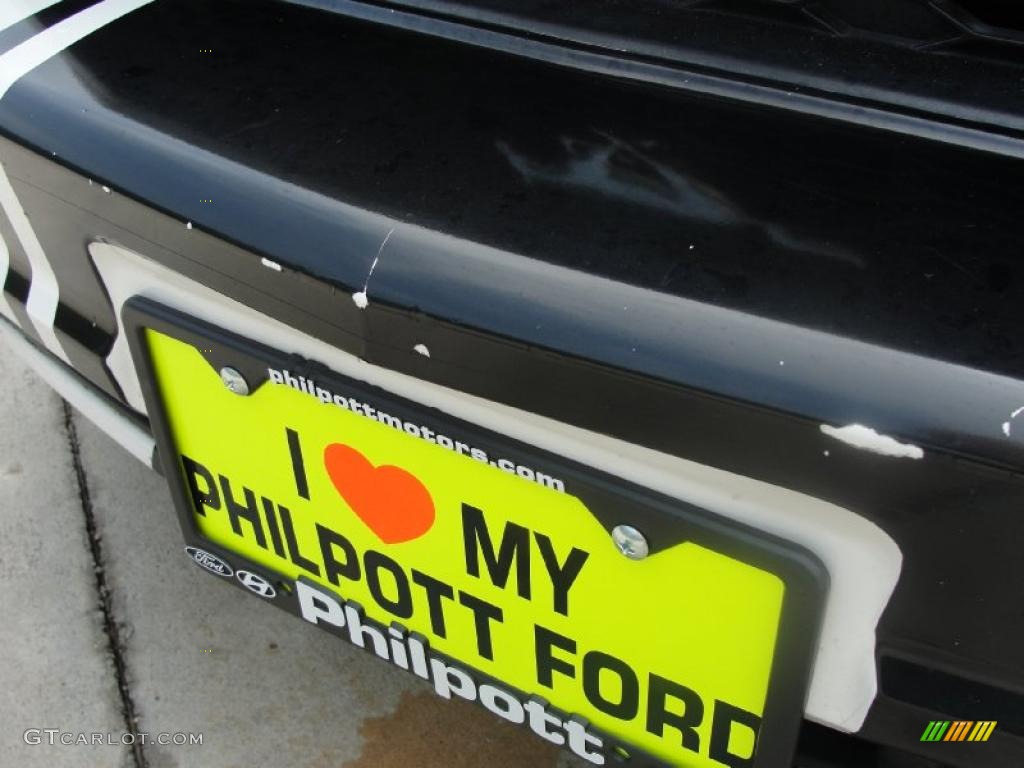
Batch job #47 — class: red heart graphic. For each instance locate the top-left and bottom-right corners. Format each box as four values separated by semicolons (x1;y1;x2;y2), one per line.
323;443;435;544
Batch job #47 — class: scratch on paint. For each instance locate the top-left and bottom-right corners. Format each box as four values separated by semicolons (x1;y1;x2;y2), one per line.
352;227;395;310
820;423;924;460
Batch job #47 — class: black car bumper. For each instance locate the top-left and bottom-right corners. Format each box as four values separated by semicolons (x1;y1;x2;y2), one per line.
1;1;1022;766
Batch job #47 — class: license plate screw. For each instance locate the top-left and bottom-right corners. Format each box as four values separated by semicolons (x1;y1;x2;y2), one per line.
611;525;649;560
219;366;250;396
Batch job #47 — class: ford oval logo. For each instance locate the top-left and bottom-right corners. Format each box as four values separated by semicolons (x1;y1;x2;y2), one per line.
185;546;233;577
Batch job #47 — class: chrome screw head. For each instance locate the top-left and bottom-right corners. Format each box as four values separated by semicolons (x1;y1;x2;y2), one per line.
219;366;250;396
611;524;649;560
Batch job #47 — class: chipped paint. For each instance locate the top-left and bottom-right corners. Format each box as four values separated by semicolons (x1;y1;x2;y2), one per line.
820;423;924;460
260;257;282;272
413;343;430;358
351;291;368;309
1002;405;1024;437
343;690;560;768
185;221;193;230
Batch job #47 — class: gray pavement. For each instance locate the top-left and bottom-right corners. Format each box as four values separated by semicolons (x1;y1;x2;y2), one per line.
0;335;126;768
0;334;579;768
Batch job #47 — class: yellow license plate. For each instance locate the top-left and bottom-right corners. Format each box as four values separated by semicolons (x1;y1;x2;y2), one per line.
129;301;823;768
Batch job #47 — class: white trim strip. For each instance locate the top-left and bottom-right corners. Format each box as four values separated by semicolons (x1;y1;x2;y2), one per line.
0;316;155;466
0;229;17;323
0;0;61;36
0;161;69;361
0;0;156;363
0;0;155;98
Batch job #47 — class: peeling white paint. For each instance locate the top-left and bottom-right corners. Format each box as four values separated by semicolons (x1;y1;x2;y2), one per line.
260;257;282;272
351;291;368;309
820;424;924;460
413;343;430;358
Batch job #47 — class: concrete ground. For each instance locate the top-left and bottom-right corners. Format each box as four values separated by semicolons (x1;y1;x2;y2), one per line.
0;333;584;768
